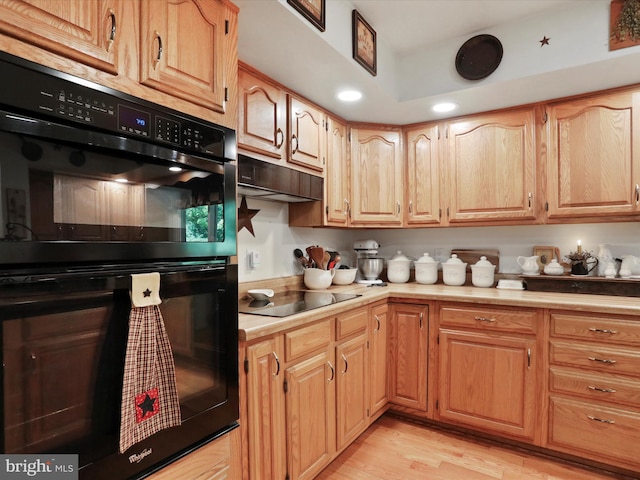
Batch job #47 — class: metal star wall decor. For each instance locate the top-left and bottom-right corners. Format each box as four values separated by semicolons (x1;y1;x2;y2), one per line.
539;36;550;47
237;196;260;236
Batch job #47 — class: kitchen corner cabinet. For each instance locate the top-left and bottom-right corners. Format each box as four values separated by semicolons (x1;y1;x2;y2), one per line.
238;66;287;162
544;89;640;220
350;126;403;226
288;115;350;227
369;303;389;418
0;0;122;74
389;303;428;411
445;108;538;224
437;304;539;442
547;311;640;472
404;123;443;226
140;0;228;114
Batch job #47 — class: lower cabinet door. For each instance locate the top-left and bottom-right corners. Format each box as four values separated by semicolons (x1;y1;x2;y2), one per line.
438;329;537;440
285;351;336;480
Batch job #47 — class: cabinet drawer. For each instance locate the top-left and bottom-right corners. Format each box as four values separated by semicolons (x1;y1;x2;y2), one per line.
285;320;332;362
549;395;640;470
551;312;640;346
550;340;640;376
440;305;537;334
550;367;640;409
336;308;368;340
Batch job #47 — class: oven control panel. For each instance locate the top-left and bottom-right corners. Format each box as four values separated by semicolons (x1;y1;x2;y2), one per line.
0;53;226;157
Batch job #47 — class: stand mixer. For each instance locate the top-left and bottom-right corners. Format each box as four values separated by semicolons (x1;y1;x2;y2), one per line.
354;240;384;284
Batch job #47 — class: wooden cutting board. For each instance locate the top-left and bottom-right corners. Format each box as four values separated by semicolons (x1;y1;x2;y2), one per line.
450;249;500;271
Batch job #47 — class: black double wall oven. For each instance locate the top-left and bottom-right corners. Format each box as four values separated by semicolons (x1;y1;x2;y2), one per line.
0;53;239;479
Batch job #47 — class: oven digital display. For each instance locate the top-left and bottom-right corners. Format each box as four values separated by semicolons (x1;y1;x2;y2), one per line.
118;105;150;136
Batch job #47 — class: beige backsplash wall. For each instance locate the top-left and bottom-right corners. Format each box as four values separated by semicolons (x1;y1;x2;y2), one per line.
237;197;640;283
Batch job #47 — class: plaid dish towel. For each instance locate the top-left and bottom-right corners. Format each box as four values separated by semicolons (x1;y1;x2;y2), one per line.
119;274;181;453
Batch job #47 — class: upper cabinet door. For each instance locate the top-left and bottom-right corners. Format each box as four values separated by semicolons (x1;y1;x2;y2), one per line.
0;0;121;74
350;127;403;226
140;0;226;113
288;96;325;173
405;123;442;226
446;108;537;224
238;67;287;162
545;90;640;219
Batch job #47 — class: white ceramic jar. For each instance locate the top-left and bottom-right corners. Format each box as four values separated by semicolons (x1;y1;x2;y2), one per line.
442;254;467;286
386;251;411;283
414;253;439;284
471;256;496;287
543;259;564;276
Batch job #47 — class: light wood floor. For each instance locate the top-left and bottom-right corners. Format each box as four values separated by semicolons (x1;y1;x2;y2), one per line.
316;415;635;480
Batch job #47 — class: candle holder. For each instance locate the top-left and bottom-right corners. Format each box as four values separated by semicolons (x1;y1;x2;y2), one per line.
564;250;598;276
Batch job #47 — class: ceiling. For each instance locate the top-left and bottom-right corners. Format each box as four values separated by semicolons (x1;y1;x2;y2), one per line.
235;0;640;124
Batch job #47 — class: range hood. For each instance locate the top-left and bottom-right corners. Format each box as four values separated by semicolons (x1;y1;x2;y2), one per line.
237;155;323;202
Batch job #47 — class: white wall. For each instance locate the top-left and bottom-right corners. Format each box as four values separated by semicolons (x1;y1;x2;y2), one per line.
237;197;640;282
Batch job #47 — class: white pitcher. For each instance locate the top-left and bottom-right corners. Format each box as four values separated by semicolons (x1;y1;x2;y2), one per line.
517;255;540;275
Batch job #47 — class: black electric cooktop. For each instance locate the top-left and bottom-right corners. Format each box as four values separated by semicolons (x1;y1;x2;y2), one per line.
238;290;361;317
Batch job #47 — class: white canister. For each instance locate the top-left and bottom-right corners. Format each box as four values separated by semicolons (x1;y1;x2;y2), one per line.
543;259;564;276
386;251;412;283
414;253;439;284
471;256;496;288
442;254;467;286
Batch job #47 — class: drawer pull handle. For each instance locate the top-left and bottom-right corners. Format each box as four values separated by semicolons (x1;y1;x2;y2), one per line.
474;316;496;323
587;415;615;424
588;356;617;364
589;327;618;334
588;385;616;393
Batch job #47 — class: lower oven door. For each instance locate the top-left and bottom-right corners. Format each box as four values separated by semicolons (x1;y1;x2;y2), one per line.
0;263;238;480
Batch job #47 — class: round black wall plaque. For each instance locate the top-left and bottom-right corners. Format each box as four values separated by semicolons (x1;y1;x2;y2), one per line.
455;34;503;80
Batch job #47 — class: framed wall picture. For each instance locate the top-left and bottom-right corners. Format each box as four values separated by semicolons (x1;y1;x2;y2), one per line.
533;245;560;271
352;10;376;76
287;0;325;32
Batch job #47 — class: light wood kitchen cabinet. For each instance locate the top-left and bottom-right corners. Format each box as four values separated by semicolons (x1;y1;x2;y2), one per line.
350;126;403;226
238;66;287;162
0;0;238;129
323;115;350;226
445;107;538;224
544;89;640;220
437;304;539;441
0;0;122;74
335;333;368;451
404;123;443;226
140;0;228;114
389;303;428;411
369;303;389;418
547;311;640;471
288;95;326;173
285;350;336;480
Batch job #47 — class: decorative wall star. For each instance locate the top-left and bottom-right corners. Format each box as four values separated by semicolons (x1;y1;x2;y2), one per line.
237;196;260;237
539;36;550;47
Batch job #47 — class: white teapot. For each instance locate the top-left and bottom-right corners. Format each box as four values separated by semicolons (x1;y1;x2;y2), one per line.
543;259;564;276
517;255;540;275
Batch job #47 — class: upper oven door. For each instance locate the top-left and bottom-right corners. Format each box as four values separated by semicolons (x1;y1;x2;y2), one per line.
0;112;237;267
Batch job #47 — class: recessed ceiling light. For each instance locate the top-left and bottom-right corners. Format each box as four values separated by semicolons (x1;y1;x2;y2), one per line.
114;178;128;183
169;166;182;172
432;102;457;113
338;90;362;102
